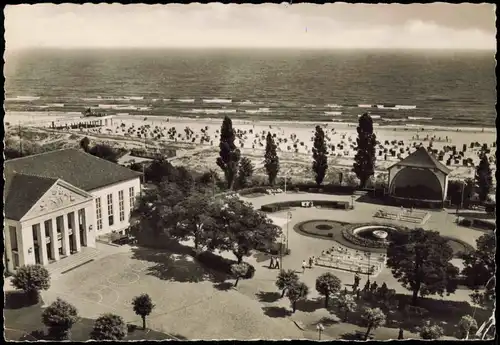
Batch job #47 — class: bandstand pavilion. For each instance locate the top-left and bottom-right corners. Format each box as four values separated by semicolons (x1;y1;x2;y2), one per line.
387;147;452;206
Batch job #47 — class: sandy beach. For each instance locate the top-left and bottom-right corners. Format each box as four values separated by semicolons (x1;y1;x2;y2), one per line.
5;111;496;183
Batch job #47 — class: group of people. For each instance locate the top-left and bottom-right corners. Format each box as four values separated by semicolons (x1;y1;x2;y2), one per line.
268;256;281;269
301;256;315;273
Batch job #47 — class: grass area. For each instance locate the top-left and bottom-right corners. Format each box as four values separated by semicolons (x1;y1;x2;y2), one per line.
441;236;475;258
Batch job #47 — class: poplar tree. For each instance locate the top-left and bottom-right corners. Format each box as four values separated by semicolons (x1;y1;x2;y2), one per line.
312;125;328;185
353;113;377;188
475;153;492;202
264;132;280;185
216;116;241;190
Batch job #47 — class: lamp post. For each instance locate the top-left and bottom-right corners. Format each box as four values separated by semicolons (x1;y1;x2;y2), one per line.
316;323;324;340
286;211;292;251
456;180;466;223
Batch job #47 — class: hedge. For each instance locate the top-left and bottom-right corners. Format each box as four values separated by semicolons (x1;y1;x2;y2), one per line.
237;184;370;196
260;200;351;213
384;195;445;209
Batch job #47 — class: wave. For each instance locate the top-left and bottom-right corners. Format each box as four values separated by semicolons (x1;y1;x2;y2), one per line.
326;104;343;108
177;99;195;103
48;103;64;107
395;105;417;110
408;116;433;120
202;98;232;104
163;98;171;102
358;104;373;108
324;111;342;115
238;100;254;106
245;108;271;114
97;104;151;111
303;104;316;108
124;96;144;101
182;109;237;114
6;96;40;101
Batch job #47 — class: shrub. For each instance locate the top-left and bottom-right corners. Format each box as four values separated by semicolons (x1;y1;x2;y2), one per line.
11;265;51;303
459;218;472;227
420;323;444;340
90;313;128;340
42;298;79;340
458;315;478;339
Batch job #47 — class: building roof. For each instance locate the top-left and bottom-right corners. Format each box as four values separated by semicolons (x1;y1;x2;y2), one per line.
5;148;142;192
4;173;59;221
388;147;452;174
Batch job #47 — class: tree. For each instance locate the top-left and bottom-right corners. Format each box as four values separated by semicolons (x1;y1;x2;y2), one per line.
264;132;280;185
170;190;218;251
90;313;128;340
79;137;90;152
315;272;342;308
42;298;79;340
361;307;386;340
216;116;241;190
458;315;478;339
236;157;254;189
275;269;300;298
11;264;51;303
461;233;495;309
132;294;155;330
475;154;492;202
145;158;180;185
420;323;444;339
209;198;281;263
386;228;459;306
353;113;377;188
128;162;143;172
286;281;309;313
312;125;328;185
88;143;120;163
336;293;357;322
231;263;249;287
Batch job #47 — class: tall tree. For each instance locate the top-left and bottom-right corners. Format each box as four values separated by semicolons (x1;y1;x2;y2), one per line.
315;272;342;308
236;157;255;189
458;315;478;339
361;307;386;340
90;314;128;341
275;269;300;298
475;153;492;202
264;132;280;185
132;294;155;330
170;190;218;251
79;137;90;152
312;126;328;185
209;198;281;263
461;232;495;309
286;281;309;313
353;113;377;188
11;264;51;303
386;228;459;306
216;116;241;190
145;158;180;185
41;298;79;340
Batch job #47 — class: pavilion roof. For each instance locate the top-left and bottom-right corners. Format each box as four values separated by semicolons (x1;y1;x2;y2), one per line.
389;147;452;174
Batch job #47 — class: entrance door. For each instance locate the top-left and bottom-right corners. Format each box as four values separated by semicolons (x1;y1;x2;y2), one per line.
34;247;41;264
69;234;75;254
80;228;86;247
46;243;53;261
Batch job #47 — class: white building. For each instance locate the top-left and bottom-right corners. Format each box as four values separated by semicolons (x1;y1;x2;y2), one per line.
4;148;142;274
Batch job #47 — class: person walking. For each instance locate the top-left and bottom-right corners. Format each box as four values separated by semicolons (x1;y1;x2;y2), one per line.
308;257;313;268
269;256;275;269
302;260;307;273
275;257;280;270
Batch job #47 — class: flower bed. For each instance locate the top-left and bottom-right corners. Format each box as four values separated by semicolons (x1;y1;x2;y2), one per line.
297;220;349;238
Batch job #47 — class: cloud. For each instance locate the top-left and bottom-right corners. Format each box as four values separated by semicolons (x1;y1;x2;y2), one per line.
4;4;496;50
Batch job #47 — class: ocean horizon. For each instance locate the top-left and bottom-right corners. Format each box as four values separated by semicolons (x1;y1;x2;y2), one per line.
4;48;496;128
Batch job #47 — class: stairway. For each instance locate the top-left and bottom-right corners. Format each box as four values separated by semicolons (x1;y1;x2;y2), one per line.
47;247;102;278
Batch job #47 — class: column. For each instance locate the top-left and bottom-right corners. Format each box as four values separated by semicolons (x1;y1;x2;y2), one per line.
62;214;71;256
72;211;81;252
37;224;49;265
49;219;60;261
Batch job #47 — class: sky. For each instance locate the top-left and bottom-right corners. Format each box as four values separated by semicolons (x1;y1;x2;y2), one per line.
4;3;497;50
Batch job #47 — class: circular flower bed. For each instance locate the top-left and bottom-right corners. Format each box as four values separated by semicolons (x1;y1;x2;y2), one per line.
341;223;406;249
316;224;334;231
297;220;348;238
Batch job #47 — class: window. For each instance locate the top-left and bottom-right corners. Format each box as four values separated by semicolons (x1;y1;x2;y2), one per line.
96;197;103;231
32;224;40;243
118;190;125;222
9;226;18;251
44;220;51;238
107;193;114;226
129;187;135;209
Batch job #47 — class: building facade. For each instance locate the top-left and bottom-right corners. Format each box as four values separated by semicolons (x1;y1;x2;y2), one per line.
4;149;142;273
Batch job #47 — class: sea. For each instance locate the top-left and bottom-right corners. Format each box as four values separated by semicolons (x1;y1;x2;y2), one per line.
4;48;497;128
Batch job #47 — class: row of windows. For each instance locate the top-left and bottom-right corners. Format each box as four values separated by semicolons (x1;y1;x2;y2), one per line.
95;187;136;231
